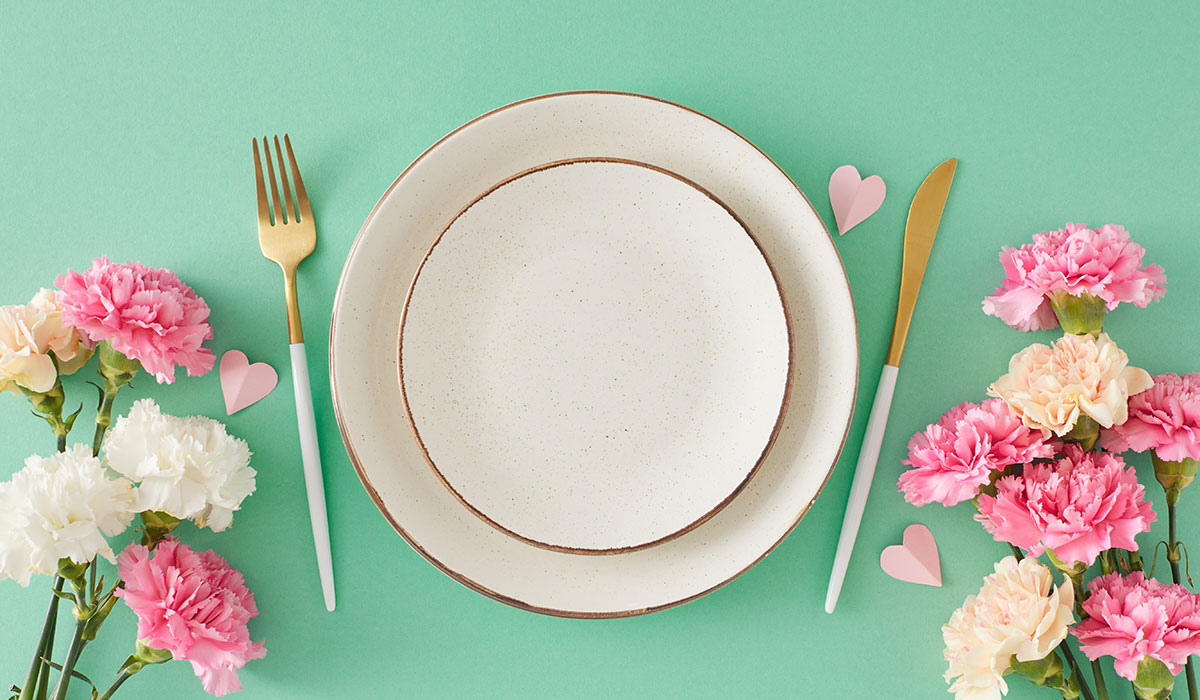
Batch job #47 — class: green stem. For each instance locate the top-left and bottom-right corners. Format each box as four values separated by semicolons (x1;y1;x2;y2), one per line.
1069;574;1110;700
92;388;117;457
1060;642;1096;700
97;670;134;700
1089;657;1109;700
49;620;88;700
1100;550;1114;575
1009;543;1025;561
55;433;66;453
1167;502;1198;700
34;605;56;700
18;577;64;700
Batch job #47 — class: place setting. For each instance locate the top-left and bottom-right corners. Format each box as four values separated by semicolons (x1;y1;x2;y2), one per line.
4;85;1197;700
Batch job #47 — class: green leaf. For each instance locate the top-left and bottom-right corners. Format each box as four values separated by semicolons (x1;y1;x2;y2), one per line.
40;659;98;697
49;590;76;604
82;594;118;641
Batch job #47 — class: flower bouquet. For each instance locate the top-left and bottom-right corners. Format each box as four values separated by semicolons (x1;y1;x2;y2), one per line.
898;224;1200;700
1;258;265;699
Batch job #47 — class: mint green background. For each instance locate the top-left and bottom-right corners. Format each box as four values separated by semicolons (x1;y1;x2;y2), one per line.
2;3;1199;698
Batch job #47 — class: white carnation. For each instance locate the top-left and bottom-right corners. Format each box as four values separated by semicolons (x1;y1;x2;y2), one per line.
105;399;256;531
0;444;134;586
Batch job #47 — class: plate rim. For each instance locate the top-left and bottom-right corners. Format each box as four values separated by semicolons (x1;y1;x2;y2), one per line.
396;156;796;556
330;90;859;618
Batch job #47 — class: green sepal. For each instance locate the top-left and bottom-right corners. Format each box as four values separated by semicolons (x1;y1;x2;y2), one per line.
1152;453;1199;505
62;404;83;434
1047;290;1106;336
140;511;181;547
81;593;118;642
1063;415;1100;452
118;641;172;675
1010;652;1077;698
1132;657;1175;700
97;340;140;392
55;558;88;581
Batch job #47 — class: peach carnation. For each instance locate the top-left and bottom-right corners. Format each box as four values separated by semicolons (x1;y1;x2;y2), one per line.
943;556;1075;700
989;332;1152;437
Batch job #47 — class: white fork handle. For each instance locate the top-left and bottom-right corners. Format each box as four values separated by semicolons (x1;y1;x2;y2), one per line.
824;363;899;614
290;342;336;612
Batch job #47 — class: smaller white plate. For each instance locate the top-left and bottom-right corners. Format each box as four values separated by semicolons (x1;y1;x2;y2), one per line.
399;159;792;553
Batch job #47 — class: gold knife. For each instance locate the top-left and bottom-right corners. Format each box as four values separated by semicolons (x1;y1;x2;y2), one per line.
825;158;957;614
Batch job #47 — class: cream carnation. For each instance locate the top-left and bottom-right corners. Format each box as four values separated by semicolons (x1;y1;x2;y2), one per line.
0;288;92;394
105;399;256;531
989;332;1152;437
0;445;134;585
943;556;1075;700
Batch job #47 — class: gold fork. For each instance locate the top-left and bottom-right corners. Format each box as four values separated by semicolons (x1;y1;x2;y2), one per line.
253;135;336;612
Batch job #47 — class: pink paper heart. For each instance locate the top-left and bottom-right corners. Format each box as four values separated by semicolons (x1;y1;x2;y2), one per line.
828;164;886;235
220;349;278;415
880;523;941;587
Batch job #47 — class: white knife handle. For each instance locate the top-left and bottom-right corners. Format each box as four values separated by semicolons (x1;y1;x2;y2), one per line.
290;342;337;612
824;363;899;614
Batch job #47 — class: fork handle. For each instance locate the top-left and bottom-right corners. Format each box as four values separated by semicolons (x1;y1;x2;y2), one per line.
290;342;336;612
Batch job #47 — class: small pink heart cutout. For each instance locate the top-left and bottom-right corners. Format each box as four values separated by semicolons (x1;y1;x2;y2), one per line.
880;523;941;587
828;164;886;235
220;349;279;415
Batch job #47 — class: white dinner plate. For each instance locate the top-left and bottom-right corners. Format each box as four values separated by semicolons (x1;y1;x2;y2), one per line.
331;91;857;617
399;158;792;554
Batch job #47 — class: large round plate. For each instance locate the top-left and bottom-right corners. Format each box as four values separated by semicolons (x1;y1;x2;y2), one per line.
399;158;792;554
331;91;858;617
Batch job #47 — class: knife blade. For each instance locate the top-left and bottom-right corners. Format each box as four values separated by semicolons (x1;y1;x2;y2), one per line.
824;158;957;614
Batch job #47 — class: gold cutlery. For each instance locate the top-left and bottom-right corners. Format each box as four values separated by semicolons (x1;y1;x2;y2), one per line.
824;158;958;614
253;135;336;612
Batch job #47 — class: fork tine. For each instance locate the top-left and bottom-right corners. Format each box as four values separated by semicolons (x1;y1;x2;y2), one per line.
283;135;313;222
273;135;295;224
253;139;271;228
262;136;284;225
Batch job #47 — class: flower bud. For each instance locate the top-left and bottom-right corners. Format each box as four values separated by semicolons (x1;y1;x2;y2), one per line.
1151;453;1199;506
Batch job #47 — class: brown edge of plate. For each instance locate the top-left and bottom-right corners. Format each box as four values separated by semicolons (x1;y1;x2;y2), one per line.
329;90;860;618
395;156;796;556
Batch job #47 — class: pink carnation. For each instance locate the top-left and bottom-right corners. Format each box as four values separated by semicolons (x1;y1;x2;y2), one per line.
1101;373;1200;462
898;399;1056;506
1074;572;1200;680
975;444;1155;566
982;223;1165;331
115;539;265;696
55;257;214;383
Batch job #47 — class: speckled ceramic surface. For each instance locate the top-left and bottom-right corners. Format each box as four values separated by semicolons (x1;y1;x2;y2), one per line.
399;159;792;553
331;91;858;617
